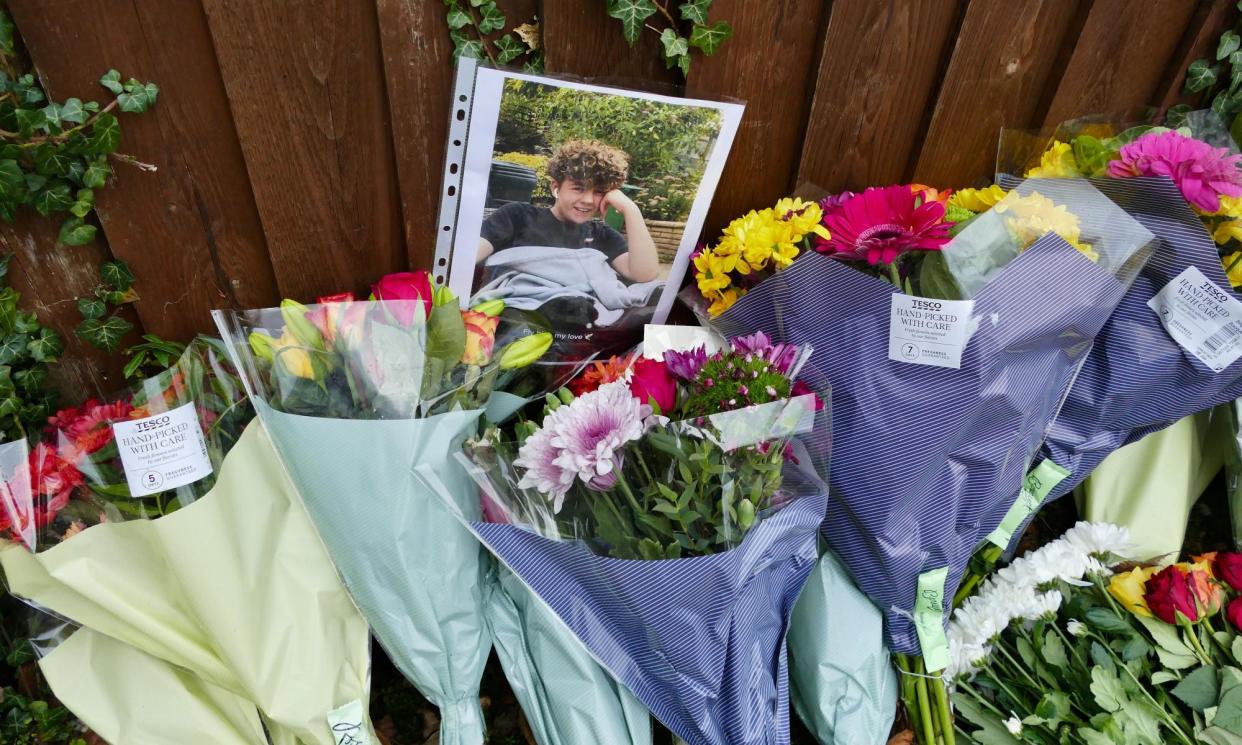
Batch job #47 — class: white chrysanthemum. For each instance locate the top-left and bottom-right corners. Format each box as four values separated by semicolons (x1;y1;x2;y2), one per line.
1023;538;1092;587
1020;590;1062;621
944;633;990;681
515;422;576;511
1062;521;1132;562
1005;715;1023;736
1066;619;1087;637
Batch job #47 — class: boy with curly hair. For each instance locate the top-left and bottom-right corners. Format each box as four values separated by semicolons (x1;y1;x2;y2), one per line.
477;140;659;283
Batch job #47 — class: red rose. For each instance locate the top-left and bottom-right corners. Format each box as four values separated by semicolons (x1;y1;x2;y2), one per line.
1144;565;1200;624
629;357;677;413
316;292;356;304
1229;597;1242;631
371;271;433;324
1216;552;1242;591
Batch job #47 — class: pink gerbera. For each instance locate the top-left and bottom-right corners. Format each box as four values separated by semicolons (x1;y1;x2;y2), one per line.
1108;130;1242;212
815;185;951;265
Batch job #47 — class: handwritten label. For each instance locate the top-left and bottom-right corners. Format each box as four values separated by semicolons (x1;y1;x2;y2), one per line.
986;460;1071;548
1148;266;1242;372
914;567;950;672
888;294;975;370
111;401;212;497
327;699;374;745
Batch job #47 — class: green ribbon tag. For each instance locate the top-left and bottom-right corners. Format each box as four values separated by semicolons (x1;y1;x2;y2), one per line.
986;460;1071;548
327;698;375;745
915;567;950;672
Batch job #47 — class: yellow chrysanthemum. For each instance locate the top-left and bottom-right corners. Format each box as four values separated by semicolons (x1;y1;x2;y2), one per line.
1213;219;1242;246
1025;140;1081;179
1224;251;1242;288
995;191;1098;262
1200;194;1242;218
693;249;732;297
948;184;1007;214
774;197;831;241
707;287;741;317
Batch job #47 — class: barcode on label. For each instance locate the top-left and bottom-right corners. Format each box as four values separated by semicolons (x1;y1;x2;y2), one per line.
1201;320;1242;355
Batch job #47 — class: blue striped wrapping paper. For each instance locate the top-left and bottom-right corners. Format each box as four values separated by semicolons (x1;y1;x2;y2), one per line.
712;236;1130;653
422;435;831;745
996;176;1242;508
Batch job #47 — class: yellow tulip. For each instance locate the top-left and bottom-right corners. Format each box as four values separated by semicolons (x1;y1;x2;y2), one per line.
1108;565;1160;617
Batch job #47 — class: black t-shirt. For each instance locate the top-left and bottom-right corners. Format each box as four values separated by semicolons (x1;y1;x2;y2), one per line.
481;203;628;262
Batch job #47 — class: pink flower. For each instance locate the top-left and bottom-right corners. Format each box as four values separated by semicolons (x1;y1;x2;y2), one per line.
1108;131;1242;212
815;185;951;265
629;358;677;413
663;346;707;382
1228;597;1242;632
371;271;434;324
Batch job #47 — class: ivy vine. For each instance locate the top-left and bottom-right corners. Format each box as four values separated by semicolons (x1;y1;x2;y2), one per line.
0;9;157;247
1177;3;1242;140
444;1;543;72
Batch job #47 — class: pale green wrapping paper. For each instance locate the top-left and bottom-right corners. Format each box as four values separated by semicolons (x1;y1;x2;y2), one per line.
1;423;373;744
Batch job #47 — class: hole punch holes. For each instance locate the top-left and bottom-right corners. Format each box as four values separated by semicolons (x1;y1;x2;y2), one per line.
459;94;467;102
443;225;451;232
437;257;447;267
453;139;462;147
447;185;457;197
450;163;459;175
456;109;465;122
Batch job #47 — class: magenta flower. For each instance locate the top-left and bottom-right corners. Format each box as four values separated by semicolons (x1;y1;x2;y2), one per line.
816;185;950;265
664;346;708;381
1108;130;1242;212
730;332;798;374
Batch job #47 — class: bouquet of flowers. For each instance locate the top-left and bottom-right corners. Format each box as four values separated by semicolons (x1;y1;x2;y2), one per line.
425;329;831;745
695;178;1154;671
989;114;1242;558
215;271;556;745
947;521;1242;745
0;337;375;744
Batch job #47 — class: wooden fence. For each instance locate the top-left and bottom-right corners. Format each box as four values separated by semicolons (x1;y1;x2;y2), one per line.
1;0;1235;396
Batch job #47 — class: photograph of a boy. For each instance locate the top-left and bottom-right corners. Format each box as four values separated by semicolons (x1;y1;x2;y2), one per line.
476;140;659;285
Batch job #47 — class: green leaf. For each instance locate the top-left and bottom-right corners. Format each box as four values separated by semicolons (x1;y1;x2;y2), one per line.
688;20;732;56
606;0;658;45
41;102;62;130
450;30;486;61
679;0;712;25
33;184;73;216
1078;729;1115;745
953;694;1022;744
69;188;94;219
476;3;505;34
0;160;23;199
1232;635;1242;665
0;334;26;365
86;112;121;154
60;97;85;124
14;107;47;137
1122;635;1151;661
0;9;13;56
101;260;135;291
1033;691;1072;728
1085;608;1132;634
1172;664;1220;711
1043;628;1069;668
34;146;73;178
77;296;106;320
445;4;471;29
1090;665;1128;712
1187;59;1221;93
83;156;110;189
495;34;525;64
1218;678;1242;736
99;69;123;94
660;28;690;61
1221;31;1241;62
26;327;62;362
1151;670;1180;685
1138;614;1195;656
58;217;96;246
76;315;132;352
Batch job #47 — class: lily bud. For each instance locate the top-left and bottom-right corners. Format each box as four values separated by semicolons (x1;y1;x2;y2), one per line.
280;299;324;351
470;298;506;317
248;331;277;363
498;332;552;370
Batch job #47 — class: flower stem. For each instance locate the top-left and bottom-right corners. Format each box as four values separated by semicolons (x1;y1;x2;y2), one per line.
887;261;902;289
913;657;939;745
933;677;955;745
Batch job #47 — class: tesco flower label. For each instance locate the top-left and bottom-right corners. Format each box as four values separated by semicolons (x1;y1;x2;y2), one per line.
111;401;212;497
888;293;975;370
1148;265;1242;372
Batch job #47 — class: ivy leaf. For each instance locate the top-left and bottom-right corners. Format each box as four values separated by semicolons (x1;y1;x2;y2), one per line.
26;327;62;362
86;112;121;154
58;216;96;246
679;0;712;25
34;146;73;178
660;28;690;61
33;183;73;216
1221;31;1241;62
77;296;106;320
101;260;135;291
14;108;47;138
0;334;26;365
493;34;525;64
0;9;13;56
477;3;505;34
0;160;23;199
118;80;159;113
99;69;123;95
689;20;732;56
76;315;132;352
607;0;658;45
41;102;62;130
83;156;110;189
450;30;485;61
60;97;85;125
522;51;544;74
445;4;471;30
1187;59;1220;93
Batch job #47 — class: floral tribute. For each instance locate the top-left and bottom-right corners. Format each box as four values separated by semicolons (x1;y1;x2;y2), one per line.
466;331;821;560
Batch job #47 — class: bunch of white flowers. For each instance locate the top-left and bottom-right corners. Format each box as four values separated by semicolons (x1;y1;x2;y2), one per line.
944;521;1132;680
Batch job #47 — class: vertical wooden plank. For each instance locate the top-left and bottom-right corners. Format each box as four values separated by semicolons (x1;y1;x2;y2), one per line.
1;218;135;399
1042;0;1200;127
1158;0;1239;109
914;0;1086;188
541;0;683;87
202;0;406;300
685;0;827;239
7;0;279;339
375;0;455;272
796;0;967;194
